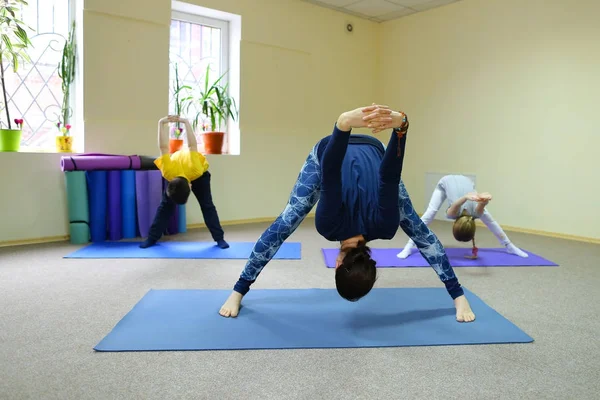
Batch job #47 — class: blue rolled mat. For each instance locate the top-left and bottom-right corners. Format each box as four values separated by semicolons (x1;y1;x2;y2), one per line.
64;241;302;259
135;171;150;238
107;171;122;241
93;287;533;352
177;204;187;233
64;171;90;244
120;170;137;239
86;171;108;242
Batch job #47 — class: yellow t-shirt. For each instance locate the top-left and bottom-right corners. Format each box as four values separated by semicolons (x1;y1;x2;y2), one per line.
154;149;209;182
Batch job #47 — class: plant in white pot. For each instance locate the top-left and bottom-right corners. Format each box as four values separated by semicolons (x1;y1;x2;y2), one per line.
0;0;33;152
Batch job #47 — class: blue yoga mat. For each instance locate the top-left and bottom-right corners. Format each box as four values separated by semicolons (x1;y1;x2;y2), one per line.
107;170;122;241
120;170;137;239
86;171;107;242
94;287;533;351
64;241;302;259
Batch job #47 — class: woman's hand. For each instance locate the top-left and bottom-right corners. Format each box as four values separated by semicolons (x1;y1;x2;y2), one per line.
464;192;479;201
159;115;180;124
337;105;379;131
476;192;492;203
362;104;408;134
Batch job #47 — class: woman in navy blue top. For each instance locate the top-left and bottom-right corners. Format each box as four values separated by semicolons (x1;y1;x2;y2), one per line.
220;104;475;323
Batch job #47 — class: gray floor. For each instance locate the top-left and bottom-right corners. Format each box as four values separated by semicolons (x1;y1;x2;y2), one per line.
1;220;599;400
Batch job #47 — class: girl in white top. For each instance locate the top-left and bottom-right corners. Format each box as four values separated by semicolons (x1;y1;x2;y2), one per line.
397;175;528;259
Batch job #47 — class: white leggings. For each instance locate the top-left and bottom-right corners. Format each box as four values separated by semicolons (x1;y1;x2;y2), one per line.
403;185;512;250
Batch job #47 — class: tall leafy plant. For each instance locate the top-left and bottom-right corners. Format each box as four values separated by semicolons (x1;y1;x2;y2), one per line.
192;67;238;133
0;0;33;130
57;20;76;135
171;62;193;138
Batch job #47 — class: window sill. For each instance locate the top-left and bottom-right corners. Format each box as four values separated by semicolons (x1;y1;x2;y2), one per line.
1;149;83;155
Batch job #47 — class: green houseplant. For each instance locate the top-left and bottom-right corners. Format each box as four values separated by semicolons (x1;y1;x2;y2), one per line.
192;67;238;154
170;62;193;153
0;0;33;152
56;20;76;153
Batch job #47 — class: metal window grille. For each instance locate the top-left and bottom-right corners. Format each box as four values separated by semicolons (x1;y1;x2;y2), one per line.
1;0;71;149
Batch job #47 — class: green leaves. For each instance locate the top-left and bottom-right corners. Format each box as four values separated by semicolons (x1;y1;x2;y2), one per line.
170;62;239;133
58;21;76;125
0;0;34;129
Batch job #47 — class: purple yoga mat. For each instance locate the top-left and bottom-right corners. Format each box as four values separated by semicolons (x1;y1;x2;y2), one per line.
135;170;165;238
147;170;163;228
61;153;141;171
322;248;558;268
107;171;122;241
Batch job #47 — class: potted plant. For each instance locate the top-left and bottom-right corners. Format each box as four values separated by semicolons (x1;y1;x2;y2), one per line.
56;20;76;153
170;63;192;153
192;67;238;154
0;0;33;152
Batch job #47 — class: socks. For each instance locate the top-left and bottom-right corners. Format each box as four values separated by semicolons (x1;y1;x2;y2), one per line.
506;243;528;258
397;245;415;259
217;239;230;249
139;239;156;249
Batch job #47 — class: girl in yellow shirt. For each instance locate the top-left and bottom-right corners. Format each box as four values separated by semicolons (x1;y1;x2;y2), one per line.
139;115;229;249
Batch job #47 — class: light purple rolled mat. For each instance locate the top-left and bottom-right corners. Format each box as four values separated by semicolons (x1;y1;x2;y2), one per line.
147;170;164;229
107;171;122;241
61;153;141;171
135;171;164;238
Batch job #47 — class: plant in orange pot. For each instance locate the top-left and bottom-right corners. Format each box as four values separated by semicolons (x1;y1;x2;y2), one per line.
191;68;238;155
169;63;193;153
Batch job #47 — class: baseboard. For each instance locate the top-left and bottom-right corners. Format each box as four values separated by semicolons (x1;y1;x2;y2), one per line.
0;235;70;248
474;221;600;245
1;213;597;247
0;215;316;247
187;213;316;230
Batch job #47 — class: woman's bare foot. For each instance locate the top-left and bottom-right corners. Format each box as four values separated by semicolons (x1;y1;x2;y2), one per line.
454;295;476;322
219;291;243;318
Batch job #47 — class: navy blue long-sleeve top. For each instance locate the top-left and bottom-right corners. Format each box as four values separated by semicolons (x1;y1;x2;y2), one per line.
314;124;407;242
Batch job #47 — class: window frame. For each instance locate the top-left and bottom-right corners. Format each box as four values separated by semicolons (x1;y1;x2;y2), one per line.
169;11;232;153
9;0;79;152
170;11;230;96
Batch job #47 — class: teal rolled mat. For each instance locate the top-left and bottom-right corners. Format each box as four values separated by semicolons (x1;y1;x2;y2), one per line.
177;204;187;233
64;171;90;244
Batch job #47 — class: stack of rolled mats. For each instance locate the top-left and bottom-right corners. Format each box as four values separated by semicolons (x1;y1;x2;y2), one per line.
62;154;186;244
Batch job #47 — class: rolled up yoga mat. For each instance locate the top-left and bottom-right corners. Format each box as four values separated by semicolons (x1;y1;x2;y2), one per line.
135;172;150;238
107;171;122;241
120;170;137;239
163;178;178;235
177;204;187;233
167;205;179;235
87;171;108;242
135;170;164;238
139;155;159;170
61;153;141;172
64;171;90;244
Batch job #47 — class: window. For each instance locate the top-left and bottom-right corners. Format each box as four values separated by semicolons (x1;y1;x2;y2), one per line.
169;3;240;155
3;0;75;151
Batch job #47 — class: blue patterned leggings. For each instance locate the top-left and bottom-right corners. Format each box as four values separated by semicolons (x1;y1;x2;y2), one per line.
233;143;463;299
